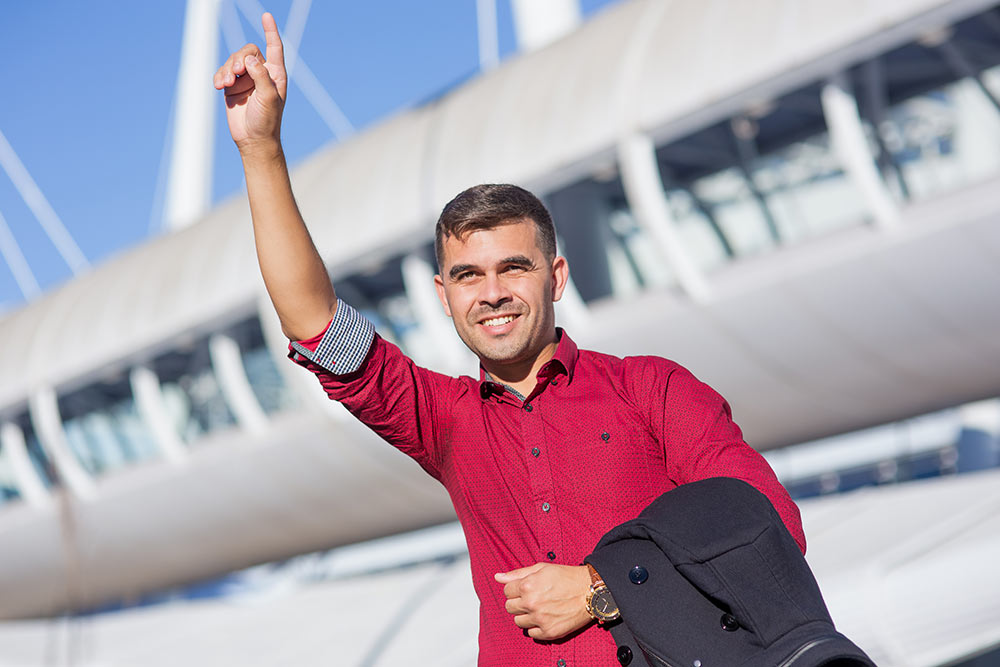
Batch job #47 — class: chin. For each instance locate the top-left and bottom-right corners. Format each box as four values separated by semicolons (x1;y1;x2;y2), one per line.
466;336;522;363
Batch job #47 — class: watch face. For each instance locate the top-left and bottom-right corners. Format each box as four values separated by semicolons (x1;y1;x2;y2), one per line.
592;587;619;621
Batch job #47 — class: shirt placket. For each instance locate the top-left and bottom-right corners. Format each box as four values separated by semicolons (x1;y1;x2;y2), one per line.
522;382;575;667
520;385;561;566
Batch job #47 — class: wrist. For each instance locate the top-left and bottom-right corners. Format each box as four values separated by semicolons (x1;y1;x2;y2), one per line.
584;563;621;624
238;138;285;165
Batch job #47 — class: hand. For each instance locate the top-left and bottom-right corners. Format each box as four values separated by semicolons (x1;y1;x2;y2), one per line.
495;563;593;641
213;12;287;155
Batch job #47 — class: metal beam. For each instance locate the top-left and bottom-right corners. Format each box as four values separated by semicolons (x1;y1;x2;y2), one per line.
0;421;49;508
935;39;1000;115
0;128;89;274
729;118;782;245
210;334;269;435
0;208;41;300
821;74;902;232
618;132;710;302
130;365;189;464
861;58;912;201
28;388;95;500
164;0;222;231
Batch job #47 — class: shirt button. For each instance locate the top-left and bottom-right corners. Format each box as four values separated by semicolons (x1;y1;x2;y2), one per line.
547;551;556;560
601;431;610;442
542;502;551;512
557;659;566;667
524;403;533;412
531;447;541;458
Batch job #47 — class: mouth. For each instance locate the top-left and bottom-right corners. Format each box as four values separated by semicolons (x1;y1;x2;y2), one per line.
480;314;517;327
477;313;521;333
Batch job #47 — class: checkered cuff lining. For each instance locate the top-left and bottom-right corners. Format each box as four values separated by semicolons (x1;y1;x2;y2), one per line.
290;301;375;374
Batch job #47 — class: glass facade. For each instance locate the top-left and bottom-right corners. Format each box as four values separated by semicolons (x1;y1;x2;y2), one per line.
226;317;297;415
58;376;160;477
542;14;1000;299
333;249;429;356
13;412;57;489
152;336;237;444
0;442;19;505
768;400;1000;500
546;174;651;303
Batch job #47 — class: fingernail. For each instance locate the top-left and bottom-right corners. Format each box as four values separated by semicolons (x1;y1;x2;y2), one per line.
245;55;258;66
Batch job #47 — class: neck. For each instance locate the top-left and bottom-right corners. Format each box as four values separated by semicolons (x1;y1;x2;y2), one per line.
482;336;559;399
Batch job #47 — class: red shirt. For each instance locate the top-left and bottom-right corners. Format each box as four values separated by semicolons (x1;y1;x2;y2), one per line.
290;303;804;667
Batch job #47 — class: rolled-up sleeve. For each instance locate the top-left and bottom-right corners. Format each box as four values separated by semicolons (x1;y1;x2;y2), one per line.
288;301;375;375
287;300;457;479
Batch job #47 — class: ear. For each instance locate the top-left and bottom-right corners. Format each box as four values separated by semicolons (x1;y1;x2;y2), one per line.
550;256;569;302
433;274;453;318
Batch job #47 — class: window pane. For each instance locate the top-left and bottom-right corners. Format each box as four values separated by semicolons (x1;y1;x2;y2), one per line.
226;317;297;415
0;440;21;506
11;412;59;488
58;376;159;476
153;337;237;444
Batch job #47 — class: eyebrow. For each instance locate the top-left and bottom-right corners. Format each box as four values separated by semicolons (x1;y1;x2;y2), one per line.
448;255;536;280
448;263;476;280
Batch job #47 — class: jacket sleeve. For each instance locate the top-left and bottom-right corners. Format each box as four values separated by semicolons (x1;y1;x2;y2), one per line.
638;359;806;553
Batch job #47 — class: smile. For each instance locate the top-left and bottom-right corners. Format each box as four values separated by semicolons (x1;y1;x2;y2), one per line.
480;315;517;327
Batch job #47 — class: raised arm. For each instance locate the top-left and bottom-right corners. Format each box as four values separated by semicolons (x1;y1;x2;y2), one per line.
213;12;336;341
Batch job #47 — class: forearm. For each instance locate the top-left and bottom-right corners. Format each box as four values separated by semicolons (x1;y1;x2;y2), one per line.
242;144;337;341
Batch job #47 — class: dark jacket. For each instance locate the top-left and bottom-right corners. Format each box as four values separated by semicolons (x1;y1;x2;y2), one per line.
586;477;874;667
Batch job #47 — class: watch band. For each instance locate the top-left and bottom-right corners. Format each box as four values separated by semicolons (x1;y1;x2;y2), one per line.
585;563;620;624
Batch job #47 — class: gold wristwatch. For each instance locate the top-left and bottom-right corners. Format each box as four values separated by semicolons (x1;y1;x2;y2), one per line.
585;563;620;624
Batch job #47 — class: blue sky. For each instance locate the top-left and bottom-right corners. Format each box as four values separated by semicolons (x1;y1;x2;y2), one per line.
0;0;618;313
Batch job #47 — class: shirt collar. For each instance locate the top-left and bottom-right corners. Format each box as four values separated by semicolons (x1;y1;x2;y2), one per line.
540;328;578;383
478;328;578;401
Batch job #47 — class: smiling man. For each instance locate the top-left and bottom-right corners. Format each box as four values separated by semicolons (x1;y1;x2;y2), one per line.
215;14;805;667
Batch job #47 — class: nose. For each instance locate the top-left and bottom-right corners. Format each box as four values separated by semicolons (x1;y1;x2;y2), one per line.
478;271;512;308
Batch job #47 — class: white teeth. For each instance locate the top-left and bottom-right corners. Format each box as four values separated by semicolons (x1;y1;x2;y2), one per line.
482;315;515;327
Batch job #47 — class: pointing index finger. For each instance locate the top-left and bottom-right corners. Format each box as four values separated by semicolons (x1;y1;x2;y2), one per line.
261;12;284;68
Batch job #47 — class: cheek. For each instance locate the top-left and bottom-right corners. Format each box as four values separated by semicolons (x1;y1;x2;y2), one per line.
446;290;475;320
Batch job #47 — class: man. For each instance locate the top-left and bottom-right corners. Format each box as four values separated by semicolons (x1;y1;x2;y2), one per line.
214;14;805;666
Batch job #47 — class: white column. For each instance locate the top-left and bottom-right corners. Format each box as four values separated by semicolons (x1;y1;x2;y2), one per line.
617;132;710;303
164;0;222;231
0;422;49;508
510;0;581;52
28;387;95;500
130;365;189;464
821;75;901;232
209;333;268;435
477;0;499;71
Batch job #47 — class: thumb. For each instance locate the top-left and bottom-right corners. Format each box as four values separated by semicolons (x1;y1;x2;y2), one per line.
243;54;279;100
494;562;545;582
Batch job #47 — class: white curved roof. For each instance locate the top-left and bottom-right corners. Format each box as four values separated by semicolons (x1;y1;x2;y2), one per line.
2;470;997;666
0;0;992;409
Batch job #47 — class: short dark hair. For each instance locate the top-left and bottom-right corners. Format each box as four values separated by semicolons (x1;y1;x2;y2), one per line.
434;184;557;270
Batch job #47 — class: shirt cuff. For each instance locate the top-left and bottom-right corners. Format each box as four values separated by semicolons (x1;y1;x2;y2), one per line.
288;301;375;375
